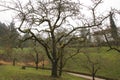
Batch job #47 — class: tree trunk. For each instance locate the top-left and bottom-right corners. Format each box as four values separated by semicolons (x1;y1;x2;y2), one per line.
92;64;95;80
59;51;63;77
92;73;95;80
51;61;58;77
59;67;62;77
35;53;39;70
35;62;38;70
13;58;16;66
42;60;44;69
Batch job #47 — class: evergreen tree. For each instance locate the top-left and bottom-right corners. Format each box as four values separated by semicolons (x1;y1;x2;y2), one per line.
0;22;19;47
109;12;119;41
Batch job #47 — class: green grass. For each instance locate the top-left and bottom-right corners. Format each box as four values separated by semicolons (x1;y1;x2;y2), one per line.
1;47;120;79
65;47;120;79
0;65;85;80
0;49;4;54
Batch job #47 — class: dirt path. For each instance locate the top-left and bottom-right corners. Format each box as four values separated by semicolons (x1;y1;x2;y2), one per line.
68;72;106;80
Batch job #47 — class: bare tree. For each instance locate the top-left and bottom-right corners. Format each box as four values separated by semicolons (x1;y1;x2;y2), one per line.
0;0;108;77
81;53;103;80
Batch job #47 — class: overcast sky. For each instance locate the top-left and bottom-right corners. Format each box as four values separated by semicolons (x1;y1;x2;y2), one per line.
0;0;120;24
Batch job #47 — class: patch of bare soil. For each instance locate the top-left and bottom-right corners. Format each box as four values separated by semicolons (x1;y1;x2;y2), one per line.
0;60;49;67
0;60;11;65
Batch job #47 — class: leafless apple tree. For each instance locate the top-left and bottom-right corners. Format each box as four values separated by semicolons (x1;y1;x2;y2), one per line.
0;0;113;77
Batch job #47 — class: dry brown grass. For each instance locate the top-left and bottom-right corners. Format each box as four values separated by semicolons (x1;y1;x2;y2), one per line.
0;60;49;67
0;60;11;65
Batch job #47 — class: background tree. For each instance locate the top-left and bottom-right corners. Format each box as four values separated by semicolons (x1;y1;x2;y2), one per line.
0;22;8;47
81;53;103;80
0;22;19;48
109;12;119;41
106;12;120;52
0;22;19;65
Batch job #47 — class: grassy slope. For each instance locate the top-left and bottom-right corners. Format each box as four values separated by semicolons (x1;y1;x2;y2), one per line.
0;65;86;80
65;47;120;79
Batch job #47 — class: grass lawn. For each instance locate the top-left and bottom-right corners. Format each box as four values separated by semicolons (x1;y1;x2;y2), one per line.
1;47;120;79
65;47;120;79
0;65;86;80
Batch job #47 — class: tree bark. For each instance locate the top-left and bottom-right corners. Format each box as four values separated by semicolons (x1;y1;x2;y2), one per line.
51;61;58;77
92;73;95;80
35;62;38;70
59;66;62;77
35;53;39;70
92;64;95;80
59;50;63;77
13;58;16;66
42;59;44;69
